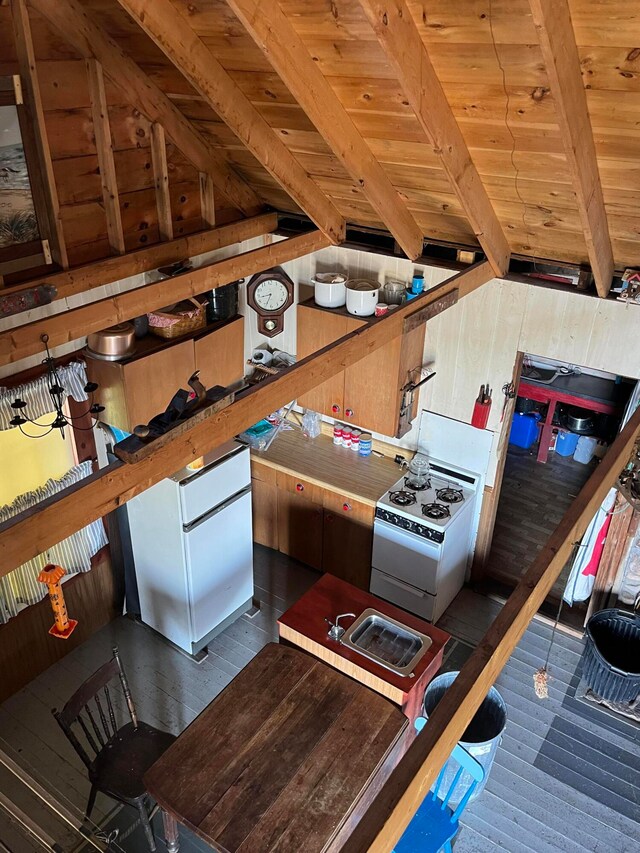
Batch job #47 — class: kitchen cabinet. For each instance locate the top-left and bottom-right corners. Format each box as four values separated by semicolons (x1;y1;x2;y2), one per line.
86;316;244;432
250;461;376;588
297;304;425;437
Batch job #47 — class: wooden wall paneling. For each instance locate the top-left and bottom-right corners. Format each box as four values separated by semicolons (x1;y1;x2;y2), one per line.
30;0;263;216
342;403;640;853
0;230;331;364
528;0;614;296
85;58;125;255
226;0;424;260
0;549;117;704
11;0;68;268
112;0;346;245
0;261;494;576
3;213;278;302
149;122;173;241
169;180;203;239
356;0;510;276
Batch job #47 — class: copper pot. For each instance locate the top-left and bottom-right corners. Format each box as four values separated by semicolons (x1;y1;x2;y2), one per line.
87;323;136;360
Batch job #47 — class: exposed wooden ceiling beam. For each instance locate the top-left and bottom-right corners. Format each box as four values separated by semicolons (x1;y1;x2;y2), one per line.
528;0;614;298
1;230;329;365
113;0;345;247
3;212;277;303
30;0;262;217
226;0;424;260
341;403;640;852
357;0;511;277
11;0;68;269
0;260;494;575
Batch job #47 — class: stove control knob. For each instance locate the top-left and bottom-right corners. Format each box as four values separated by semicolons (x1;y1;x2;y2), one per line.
296;483;304;492
342;502;351;512
332;404;341;414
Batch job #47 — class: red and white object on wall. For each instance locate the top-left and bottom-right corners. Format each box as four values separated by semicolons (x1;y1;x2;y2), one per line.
563;488;616;605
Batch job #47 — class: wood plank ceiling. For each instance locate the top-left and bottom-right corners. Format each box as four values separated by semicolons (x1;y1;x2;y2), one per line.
5;0;640;277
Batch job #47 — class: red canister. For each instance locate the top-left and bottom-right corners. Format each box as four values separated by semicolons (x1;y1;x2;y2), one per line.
333;423;343;445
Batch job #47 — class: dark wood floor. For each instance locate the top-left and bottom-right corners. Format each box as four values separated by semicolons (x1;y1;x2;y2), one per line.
488;445;596;600
1;547;638;852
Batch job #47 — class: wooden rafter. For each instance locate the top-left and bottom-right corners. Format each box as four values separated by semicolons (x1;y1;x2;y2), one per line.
226;0;424;260
30;0;262;217
356;0;511;277
149;122;173;242
342;402;640;852
1;230;330;364
528;0;614;297
2;213;277;303
85;58;125;255
11;0;68;269
0;261;494;575
112;0;345;246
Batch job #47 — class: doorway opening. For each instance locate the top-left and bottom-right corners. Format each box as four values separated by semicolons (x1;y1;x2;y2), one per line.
485;353;635;624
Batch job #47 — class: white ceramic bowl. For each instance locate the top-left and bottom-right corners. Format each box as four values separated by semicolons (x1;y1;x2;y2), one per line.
346;279;380;316
312;272;347;308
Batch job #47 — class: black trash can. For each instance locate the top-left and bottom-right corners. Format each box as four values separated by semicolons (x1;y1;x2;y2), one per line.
582;609;640;703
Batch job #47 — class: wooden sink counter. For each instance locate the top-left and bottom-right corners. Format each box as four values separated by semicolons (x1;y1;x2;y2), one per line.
251;428;401;506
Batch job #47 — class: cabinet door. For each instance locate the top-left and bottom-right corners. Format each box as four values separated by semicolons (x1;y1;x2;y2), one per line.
322;492;374;590
276;472;324;570
123;339;194;431
297;307;352;418
194;317;244;390
251;477;279;550
343;335;403;437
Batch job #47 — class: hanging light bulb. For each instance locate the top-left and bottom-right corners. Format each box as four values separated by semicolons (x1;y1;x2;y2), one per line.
10;334;105;439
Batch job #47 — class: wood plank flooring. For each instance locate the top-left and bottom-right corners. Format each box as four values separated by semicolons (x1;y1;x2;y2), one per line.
1;548;638;852
488;446;596;599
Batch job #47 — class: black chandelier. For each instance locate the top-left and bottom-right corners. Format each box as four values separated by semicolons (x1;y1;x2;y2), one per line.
10;334;104;438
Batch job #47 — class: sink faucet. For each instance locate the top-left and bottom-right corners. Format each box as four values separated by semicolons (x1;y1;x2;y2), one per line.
325;613;355;642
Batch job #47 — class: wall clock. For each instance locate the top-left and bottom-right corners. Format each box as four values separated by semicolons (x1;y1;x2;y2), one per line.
246;267;295;337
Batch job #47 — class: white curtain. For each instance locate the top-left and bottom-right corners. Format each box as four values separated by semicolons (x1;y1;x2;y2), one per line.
0;361;90;431
0;461;108;623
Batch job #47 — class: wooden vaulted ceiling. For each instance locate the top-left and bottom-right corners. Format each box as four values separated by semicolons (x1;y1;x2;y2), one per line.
5;0;640;287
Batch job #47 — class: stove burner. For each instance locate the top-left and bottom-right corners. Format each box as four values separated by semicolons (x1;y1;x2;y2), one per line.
404;476;431;492
421;502;451;520
435;487;464;504
389;489;417;507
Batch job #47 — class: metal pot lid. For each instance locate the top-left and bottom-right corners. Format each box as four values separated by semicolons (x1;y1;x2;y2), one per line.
313;272;347;284
93;322;135;338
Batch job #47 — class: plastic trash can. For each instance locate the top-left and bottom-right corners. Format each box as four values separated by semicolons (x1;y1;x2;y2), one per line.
509;412;541;449
582;609;640;703
573;435;598;464
421;671;506;805
556;429;580;457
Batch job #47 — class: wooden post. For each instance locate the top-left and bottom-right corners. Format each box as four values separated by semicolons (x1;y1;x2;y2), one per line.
86;59;125;255
11;0;68;269
199;172;216;229
150;123;173;242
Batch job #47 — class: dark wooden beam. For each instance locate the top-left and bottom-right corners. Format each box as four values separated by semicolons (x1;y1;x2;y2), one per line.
0;230;330;364
0;261;494;576
341;404;640;852
1;212;277;304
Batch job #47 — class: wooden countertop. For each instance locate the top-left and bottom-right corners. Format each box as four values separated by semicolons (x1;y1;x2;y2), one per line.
251;428;402;506
278;574;450;708
145;643;407;853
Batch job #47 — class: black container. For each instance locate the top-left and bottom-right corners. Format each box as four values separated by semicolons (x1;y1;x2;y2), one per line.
206;279;241;323
582;609;640;704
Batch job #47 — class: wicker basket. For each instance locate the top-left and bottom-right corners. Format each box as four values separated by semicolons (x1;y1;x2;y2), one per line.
147;298;206;340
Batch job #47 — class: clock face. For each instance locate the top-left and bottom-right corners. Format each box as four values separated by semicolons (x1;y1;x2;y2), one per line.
253;278;289;312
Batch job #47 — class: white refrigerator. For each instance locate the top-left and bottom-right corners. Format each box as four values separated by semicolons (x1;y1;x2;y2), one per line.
127;440;254;655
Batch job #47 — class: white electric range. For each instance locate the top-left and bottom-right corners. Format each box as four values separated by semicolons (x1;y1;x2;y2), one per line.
370;453;481;623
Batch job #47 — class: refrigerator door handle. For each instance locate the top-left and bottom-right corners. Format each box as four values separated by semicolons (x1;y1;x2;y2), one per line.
182;485;252;533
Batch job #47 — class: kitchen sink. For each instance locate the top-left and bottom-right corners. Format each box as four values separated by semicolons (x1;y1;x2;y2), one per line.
341;608;432;677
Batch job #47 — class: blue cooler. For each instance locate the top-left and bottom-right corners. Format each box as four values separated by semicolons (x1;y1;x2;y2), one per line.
556;429;579;457
509;412;541;449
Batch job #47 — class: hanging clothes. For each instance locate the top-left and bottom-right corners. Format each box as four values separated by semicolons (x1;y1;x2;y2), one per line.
0;461;108;623
563;488;617;605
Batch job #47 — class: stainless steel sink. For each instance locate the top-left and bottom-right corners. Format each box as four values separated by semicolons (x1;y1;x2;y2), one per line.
340;608;432;677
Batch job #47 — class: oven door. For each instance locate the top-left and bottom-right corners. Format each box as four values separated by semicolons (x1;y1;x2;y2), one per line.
372;518;441;595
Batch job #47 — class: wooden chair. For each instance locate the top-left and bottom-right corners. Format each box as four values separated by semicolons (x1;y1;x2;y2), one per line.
52;646;176;852
393;718;485;853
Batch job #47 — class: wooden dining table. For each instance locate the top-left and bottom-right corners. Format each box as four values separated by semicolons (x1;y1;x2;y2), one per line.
145;642;408;852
